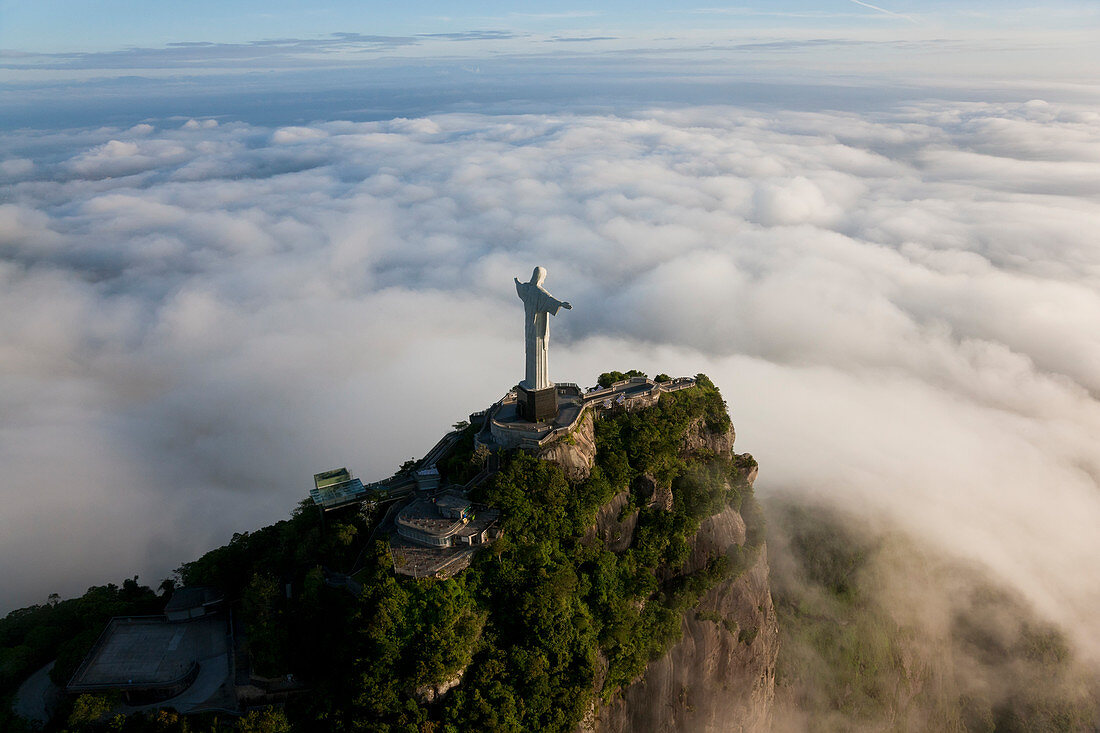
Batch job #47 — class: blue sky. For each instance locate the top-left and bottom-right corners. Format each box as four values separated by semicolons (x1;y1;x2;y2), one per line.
2;0;1098;133
3;0;1098;57
12;0;940;50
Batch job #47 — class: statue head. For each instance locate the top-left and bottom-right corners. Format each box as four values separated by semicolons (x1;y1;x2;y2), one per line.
530;266;547;286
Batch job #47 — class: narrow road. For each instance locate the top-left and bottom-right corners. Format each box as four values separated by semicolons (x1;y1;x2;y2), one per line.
13;661;60;725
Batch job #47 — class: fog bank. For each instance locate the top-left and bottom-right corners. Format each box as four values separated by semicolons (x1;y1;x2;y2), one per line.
2;101;1099;669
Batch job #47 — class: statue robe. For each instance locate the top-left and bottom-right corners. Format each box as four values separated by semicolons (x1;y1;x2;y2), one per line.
515;278;567;390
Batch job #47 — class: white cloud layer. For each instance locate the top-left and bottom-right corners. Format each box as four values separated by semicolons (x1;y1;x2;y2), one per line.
2;102;1100;664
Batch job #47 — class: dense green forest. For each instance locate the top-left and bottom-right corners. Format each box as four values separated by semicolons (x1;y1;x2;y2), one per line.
2;373;762;732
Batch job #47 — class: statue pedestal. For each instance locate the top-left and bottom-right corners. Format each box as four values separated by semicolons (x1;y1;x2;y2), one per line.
517;384;558;423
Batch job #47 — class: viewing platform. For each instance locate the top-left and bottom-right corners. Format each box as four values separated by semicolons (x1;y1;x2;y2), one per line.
67;588;230;709
480;375;697;451
482;382;585;450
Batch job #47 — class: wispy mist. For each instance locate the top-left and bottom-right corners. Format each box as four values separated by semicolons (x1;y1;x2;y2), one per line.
766;499;1100;730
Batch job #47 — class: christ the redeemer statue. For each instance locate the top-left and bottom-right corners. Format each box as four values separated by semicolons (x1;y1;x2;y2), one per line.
515;266;571;392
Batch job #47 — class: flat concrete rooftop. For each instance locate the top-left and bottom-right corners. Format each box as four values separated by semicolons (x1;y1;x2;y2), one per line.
70;616;227;689
397;499;464;536
390;539;476;579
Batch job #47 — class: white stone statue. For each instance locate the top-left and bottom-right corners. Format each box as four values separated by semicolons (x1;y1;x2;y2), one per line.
515;266;571;391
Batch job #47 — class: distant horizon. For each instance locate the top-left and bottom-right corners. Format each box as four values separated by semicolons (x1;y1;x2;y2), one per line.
4;0;1098;54
4;0;1098;88
4;0;1098;134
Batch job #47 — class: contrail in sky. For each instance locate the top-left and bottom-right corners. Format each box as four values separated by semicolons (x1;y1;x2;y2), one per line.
848;0;918;23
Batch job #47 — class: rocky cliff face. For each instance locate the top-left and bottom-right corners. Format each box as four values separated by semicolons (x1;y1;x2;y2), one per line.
583;512;778;733
538;410;597;482
579;418;778;733
530;398;776;733
591;545;778;733
581;490;639;553
682;416;736;458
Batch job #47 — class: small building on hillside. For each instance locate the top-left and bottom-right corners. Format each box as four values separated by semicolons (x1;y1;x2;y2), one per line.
394;492;498;549
436;493;472;521
164;587;223;622
310;467;367;510
391;491;501;578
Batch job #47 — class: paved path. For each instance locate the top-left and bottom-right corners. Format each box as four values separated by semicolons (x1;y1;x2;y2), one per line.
124;653;230;714
13;661;60;725
421;430;462;468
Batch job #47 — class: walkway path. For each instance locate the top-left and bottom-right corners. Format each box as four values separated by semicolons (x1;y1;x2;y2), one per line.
123;653;231;714
13;661;60;725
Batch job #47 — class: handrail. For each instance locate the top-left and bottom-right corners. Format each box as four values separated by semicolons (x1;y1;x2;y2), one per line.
69;655;200;692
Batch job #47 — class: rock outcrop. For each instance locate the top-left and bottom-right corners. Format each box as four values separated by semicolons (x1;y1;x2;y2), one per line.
538;411;597;482
677;505;747;578
681;417;735;458
580;444;777;733
581;490;639;553
582;538;778;733
635;473;674;512
733;455;758;488
590;547;778;733
415;667;466;704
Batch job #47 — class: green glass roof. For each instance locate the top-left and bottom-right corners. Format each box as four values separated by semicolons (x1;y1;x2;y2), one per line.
314;467;352;490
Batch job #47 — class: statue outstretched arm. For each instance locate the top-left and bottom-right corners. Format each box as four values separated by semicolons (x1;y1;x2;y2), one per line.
544;294;571;313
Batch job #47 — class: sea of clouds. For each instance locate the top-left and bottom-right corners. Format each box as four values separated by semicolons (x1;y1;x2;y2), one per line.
2;99;1099;662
